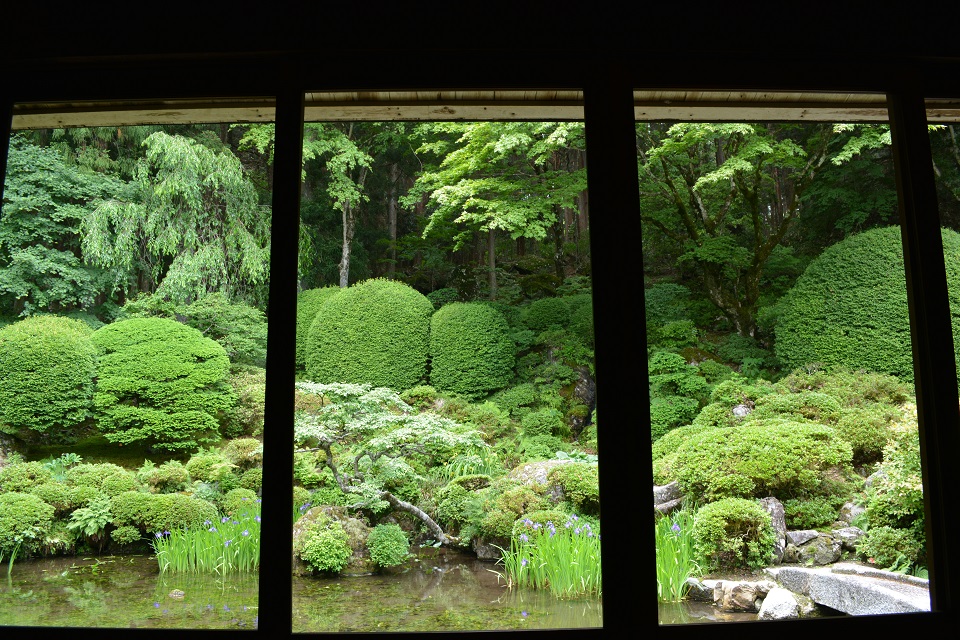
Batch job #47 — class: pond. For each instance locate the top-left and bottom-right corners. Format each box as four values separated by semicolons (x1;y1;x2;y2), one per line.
0;548;602;631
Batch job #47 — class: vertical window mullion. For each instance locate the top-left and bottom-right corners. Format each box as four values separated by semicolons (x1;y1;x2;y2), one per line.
260;84;304;637
582;69;647;634
888;90;960;614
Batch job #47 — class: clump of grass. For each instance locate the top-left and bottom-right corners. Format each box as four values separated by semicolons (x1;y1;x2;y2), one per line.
153;499;261;575
655;505;700;602
496;514;601;598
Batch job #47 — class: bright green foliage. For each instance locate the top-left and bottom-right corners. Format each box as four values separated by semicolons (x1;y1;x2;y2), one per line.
692;498;776;572
0;492;55;557
478;479;551;539
522;297;570;333
857;525;923;571
862;403;925;565
224;365;266;438
185;448;237;485
120;292;268;367
0;135;121;317
222;437;263;470
66;462;139;497
66;494;112;542
406;122;587;250
295;286;341;370
520;408;565;438
648;351;711;441
782;495;845;530
148;493;219;533
222;488;259;515
0;315;96;441
776;226;960;381
366;523;410;568
428;302;514;399
548;462;599;516
488;383;538;419
295;513;353;574
748;391;843;424
655;506;700;602
91;317;235;451
137;460;191;494
304;279;434;391
666;420;853;502
0;460;53;493
82;132;270;306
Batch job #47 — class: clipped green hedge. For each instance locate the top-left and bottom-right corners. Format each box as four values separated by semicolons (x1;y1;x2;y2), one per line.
666;420;853;502
428;302;514;399
91;317;234;451
295;286;342;370
775;225;960;381
521;297;570;333
0;492;55;556
0;315;96;441
692;498;776;572
305;278;433;391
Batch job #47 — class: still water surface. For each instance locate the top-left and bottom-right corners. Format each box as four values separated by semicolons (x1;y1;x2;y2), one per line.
0;549;602;631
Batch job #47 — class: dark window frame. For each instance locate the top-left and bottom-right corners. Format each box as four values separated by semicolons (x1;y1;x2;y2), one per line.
0;55;957;640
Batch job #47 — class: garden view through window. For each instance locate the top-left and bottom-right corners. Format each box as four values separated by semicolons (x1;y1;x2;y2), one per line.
647;118;936;623
0;113;604;631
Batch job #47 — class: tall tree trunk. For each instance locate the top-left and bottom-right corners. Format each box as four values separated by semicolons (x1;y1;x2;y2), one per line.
338;165;368;288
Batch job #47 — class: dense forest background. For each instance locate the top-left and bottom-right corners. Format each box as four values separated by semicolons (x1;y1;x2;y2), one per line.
4;119;960;364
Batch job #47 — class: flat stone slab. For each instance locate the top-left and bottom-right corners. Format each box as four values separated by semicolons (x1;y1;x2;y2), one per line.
765;563;930;615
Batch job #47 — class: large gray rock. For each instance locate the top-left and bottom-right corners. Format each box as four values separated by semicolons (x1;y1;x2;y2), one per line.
713;579;778;612
796;535;842;566
757;587;800;620
767;564;930;615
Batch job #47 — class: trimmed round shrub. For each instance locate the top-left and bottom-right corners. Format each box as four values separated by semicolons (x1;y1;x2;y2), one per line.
145;493;219;534
366;523;410;568
222;437;263;470
775;225;960;381
0;315;96;441
0;460;52;492
137;460;191;494
186;448;236;484
692;498;776;572
521;297;570;333
548;462;599;516
0;492;55;556
239;468;263;494
305;278;433;391
68;463;140;497
667;420;853;502
91;317;235;451
223;487;259;515
295;514;353;574
295;286;342;370
428;302;514;399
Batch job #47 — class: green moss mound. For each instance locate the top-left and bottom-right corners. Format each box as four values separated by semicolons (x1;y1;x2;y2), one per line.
295;286;342;370
0;315;96;442
305;278;434;391
91;317;234;452
775;225;960;381
429;302;514;399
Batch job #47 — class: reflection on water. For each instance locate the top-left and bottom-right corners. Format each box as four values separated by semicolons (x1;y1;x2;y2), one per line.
0;548;602;631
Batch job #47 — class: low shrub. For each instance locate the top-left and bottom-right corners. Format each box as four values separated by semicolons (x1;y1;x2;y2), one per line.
521;297;570;333
366;523;410;568
548;462;599;516
137;460;191;494
222;488;259;515
295;513;353;574
692;498;775;572
667;420;853;502
0;492;55;557
857;525;923;571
